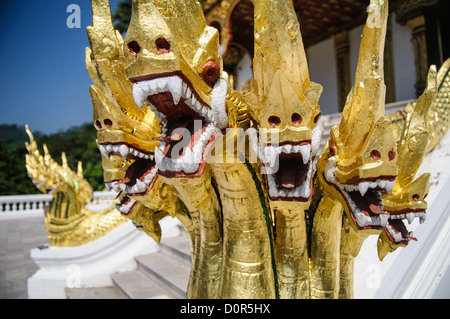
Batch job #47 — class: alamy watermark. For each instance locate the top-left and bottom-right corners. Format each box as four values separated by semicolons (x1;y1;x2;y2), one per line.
66;4;81;29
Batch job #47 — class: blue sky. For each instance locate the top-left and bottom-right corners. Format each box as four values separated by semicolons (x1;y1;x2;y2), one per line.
0;0;122;134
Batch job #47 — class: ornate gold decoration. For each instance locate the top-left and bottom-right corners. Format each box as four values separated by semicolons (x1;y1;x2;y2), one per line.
85;0;448;299
25;126;126;247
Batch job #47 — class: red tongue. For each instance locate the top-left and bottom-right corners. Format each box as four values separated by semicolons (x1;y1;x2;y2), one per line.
369;203;383;215
365;191;383;215
281;165;296;189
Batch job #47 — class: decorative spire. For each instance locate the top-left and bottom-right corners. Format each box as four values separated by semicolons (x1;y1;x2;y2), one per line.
247;0;322;128
337;0;388;157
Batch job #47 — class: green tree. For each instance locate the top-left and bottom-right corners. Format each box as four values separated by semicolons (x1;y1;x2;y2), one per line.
112;0;132;34
0;123;105;195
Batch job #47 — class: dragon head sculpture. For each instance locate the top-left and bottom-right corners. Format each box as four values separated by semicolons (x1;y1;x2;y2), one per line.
318;0;399;232
87;0;163;202
124;0;230;178
246;0;323;209
24;126;127;247
378;66;437;260
25;125;93;215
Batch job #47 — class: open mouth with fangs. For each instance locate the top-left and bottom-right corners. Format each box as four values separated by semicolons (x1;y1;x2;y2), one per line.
383;208;426;245
262;141;314;201
116;195;138;216
324;156;397;230
131;73;228;178
99;143;158;196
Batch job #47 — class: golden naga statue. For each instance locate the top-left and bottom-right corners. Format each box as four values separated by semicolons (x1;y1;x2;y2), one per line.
85;0;449;298
24;126;127;247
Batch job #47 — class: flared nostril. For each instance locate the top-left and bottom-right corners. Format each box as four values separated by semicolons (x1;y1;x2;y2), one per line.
104;119;113;128
95;120;102;130
155;37;171;54
127;41;141;56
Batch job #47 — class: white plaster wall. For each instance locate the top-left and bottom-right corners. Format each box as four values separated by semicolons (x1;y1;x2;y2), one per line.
306;38;338;115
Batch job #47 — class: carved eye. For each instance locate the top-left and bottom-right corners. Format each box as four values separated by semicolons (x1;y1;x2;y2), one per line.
329;145;337;156
202;61;220;85
127;41;141;56
291;113;302;124
412;194;420;201
388;149;396;161
370;149;381;160
268;116;281;127
95;120;102;130
155;37;171;53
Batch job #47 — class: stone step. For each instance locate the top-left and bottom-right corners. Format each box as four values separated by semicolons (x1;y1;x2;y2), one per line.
65;287;126;299
136;252;191;299
111;270;175;299
159;234;192;267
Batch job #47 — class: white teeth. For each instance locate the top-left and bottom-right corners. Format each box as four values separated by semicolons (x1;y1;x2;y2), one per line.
99;143;153;160
379;214;389;227
299;144;311;164
99;145;109;158
311;116;324;157
358;182;370;197
419;213;427;224
155;125;220;174
105;182;113;191
169;76;183;105
377;179;387;189
119;145;129;159
133;76;229;131
282;144;292;154
111;183;120;192
386;225;403;243
385;180;396;193
155;147;167;171
133;85;147;108
355;209;372;227
116;198;137;215
406;213;416;224
261;142;312;169
324;156;337;184
266;161;313;199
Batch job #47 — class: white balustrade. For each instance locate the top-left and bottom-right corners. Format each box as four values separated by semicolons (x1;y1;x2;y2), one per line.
0;191;119;218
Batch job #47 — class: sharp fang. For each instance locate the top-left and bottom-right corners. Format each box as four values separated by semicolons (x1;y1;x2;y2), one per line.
299;144;311;164
169;76;182;105
136;179;148;193
358;182;370;197
119;145;129;159
154;147;167;171
99;145;109;158
386;180;395;193
379;214;389;227
406;213;415;224
132;85;146;108
105;182;112;191
420;214;427;224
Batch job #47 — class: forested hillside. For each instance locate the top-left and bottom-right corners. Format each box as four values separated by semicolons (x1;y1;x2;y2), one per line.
0;123;104;195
